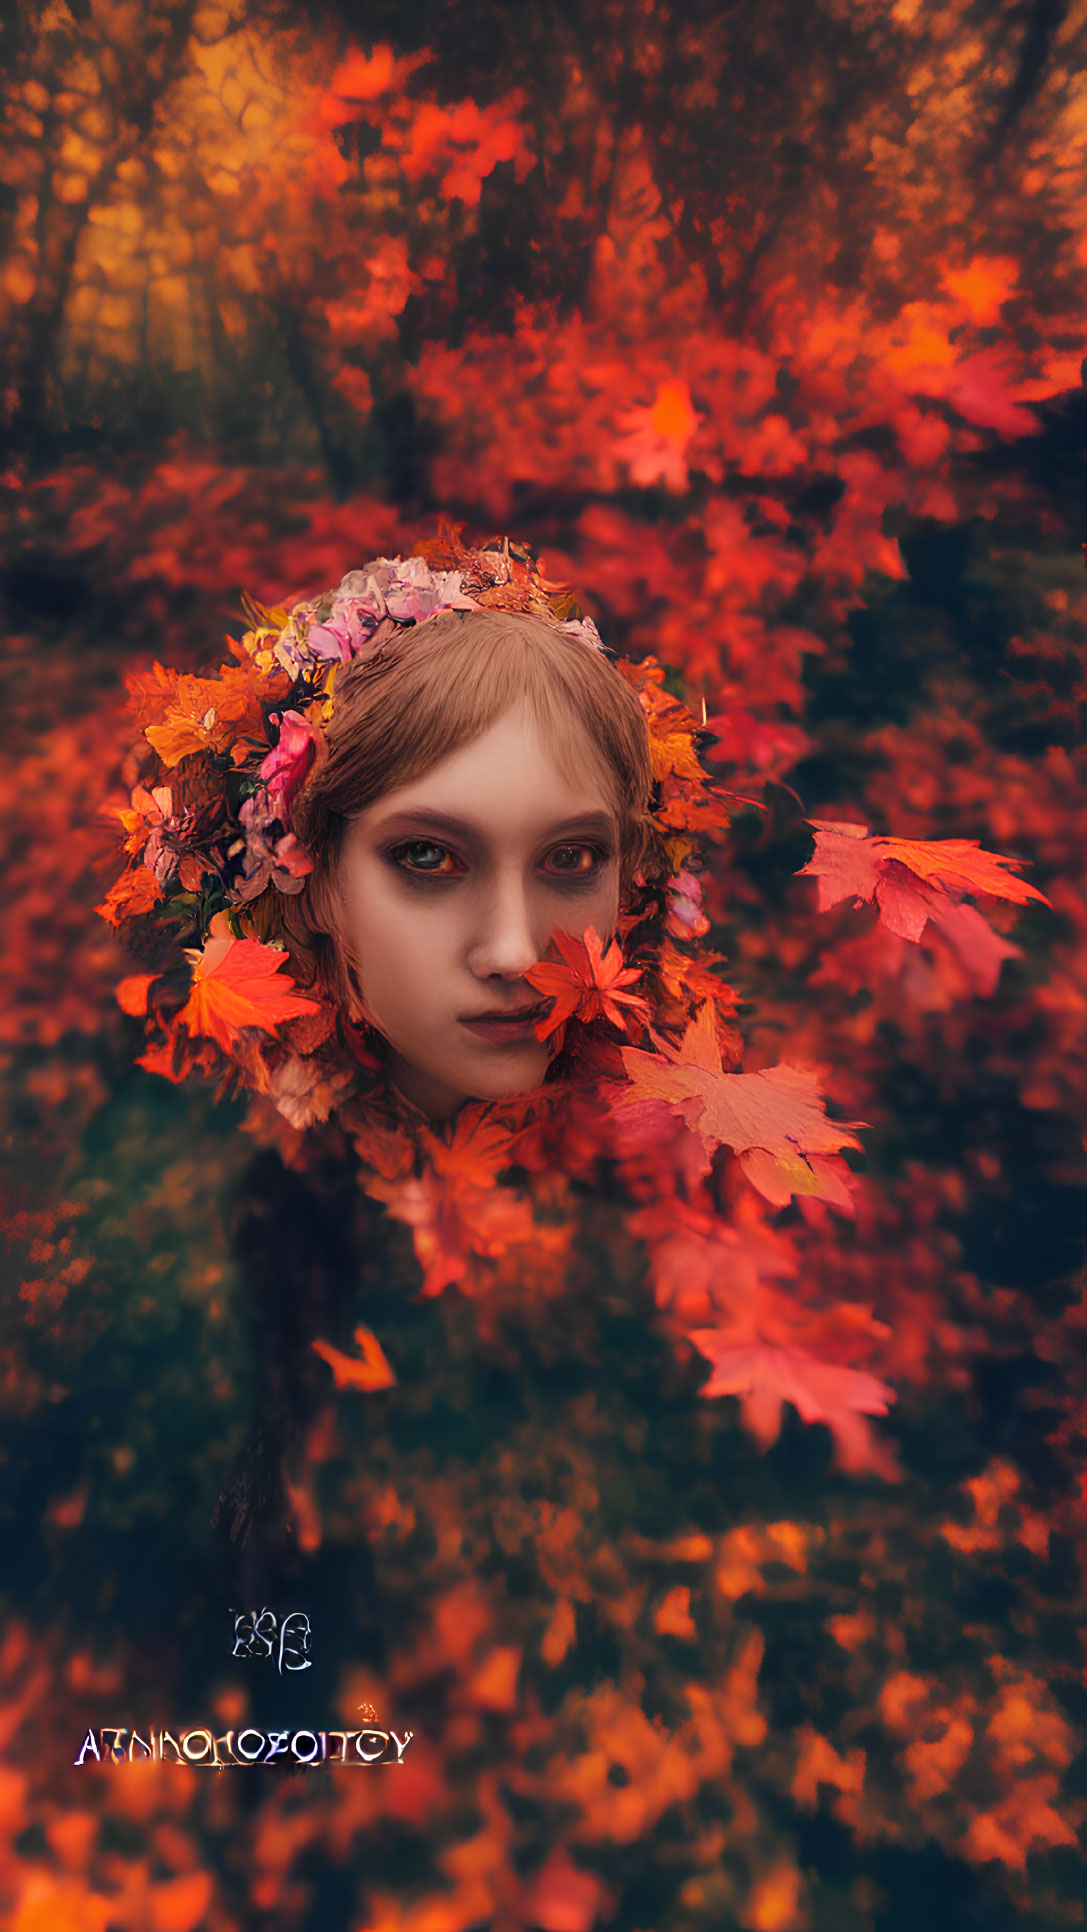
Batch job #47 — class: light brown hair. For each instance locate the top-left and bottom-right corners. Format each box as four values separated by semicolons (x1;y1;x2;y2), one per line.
280;608;660;1011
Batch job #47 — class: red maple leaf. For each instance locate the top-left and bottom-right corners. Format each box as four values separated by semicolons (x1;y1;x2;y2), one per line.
615;1001;867;1208
687;1328;898;1475
178;912;320;1054
356;1101;533;1298
797;819;1050;943
423;1099;521;1184
522;925;652;1041
364;1164;537;1299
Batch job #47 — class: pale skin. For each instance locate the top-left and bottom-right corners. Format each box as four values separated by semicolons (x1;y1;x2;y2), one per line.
335;699;622;1123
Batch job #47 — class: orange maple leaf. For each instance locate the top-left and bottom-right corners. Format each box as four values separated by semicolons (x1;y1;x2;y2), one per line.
96;864;163;927
616;1001;867;1208
523;925;652;1040
350;1114;418;1181
178;913;320;1054
312;1325;397;1391
648;722;710;787
687;1329;897;1474
797;819;1050;943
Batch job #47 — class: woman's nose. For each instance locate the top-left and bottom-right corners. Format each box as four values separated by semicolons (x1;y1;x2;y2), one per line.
466;879;545;982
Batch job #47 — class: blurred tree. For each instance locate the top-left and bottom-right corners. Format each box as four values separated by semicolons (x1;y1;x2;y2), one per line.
3;0;1086;489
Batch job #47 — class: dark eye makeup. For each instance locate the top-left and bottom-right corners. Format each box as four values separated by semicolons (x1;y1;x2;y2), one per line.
385;838;614;884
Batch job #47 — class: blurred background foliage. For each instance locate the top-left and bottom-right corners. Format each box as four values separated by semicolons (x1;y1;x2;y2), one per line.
2;0;1087;1926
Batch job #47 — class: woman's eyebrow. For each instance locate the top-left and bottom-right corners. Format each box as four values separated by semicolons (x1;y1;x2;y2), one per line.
373;807;618;841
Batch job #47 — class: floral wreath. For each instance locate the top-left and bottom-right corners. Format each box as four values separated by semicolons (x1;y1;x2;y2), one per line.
98;527;742;1151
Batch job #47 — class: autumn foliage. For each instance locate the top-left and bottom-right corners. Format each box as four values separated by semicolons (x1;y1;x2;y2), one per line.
2;0;1087;1926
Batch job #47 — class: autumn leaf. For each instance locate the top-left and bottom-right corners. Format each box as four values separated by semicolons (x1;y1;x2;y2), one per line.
648;721;711;787
177;911;320;1053
365;1169;470;1298
115;974;158;1017
364;1144;539;1299
616;1001;866;1207
656;937;743;1047
628;1194;797;1327
921;897;1022;996
95;864;163;927
350;1114;418;1181
739;1145;859;1214
523;925;652;1040
424;1100;521;1185
313;1325;397;1391
687;1329;897;1473
136;1025;218;1086
523;1850;613;1932
797;818;1051;943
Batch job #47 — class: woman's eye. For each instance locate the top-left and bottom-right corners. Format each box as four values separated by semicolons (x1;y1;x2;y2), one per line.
387;839;611;881
390;840;459;876
545;843;611;878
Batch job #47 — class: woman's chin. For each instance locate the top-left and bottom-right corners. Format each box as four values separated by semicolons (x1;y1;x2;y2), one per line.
386;1040;551;1121
462;1047;552;1100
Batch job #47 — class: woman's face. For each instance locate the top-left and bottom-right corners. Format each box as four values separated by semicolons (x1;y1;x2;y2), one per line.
335;700;622;1121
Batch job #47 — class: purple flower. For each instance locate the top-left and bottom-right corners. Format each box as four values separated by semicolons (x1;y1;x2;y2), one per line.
233;816;314;900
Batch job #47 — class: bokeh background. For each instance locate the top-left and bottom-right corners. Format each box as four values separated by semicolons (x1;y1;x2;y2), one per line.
2;1;1087;1926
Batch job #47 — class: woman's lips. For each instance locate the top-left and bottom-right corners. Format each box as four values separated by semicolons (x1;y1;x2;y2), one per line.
458;1005;546;1045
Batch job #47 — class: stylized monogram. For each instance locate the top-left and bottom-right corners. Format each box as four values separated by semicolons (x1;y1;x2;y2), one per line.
229;1608;312;1673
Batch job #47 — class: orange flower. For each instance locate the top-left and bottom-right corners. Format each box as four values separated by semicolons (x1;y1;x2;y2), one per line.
134;663;267;768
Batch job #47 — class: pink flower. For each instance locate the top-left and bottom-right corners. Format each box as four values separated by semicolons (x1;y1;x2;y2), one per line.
382;556;477;621
665;869;711;940
292;559;479;667
259;711;318;816
306;618;358;662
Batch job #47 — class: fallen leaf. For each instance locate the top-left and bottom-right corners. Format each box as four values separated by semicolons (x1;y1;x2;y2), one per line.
687;1329;897;1473
312;1325;397;1391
